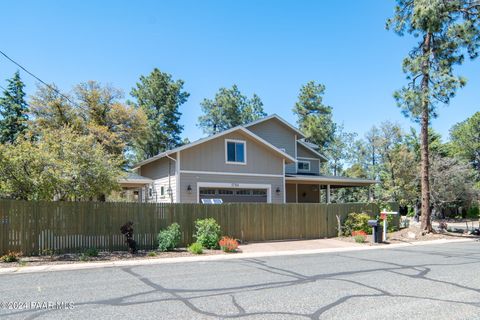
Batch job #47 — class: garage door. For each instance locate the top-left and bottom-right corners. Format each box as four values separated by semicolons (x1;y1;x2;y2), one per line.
199;188;268;203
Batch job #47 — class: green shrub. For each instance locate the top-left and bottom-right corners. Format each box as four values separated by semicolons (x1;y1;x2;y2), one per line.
380;214;397;232
84;247;99;257
79;254;89;262
467;205;479;219
1;251;21;263
343;213;371;236
188;242;204;254
40;248;55;257
406;207;415;217
148;251;157;257
157;223;182;251
194;218;221;249
354;235;366;243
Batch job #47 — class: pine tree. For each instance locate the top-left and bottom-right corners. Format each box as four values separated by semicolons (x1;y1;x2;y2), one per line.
293;81;335;150
0;71;28;143
198;85;266;135
387;0;480;233
130;68;189;159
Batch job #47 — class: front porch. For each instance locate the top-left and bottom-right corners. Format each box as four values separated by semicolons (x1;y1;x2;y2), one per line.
114;173;153;203
285;174;377;203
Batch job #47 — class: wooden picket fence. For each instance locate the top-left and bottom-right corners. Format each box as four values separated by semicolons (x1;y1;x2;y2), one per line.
0;200;399;255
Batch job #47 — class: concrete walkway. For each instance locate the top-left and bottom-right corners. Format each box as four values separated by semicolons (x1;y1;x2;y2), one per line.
239;238;361;253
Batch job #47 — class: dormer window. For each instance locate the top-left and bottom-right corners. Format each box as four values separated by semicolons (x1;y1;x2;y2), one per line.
225;139;246;164
297;160;310;172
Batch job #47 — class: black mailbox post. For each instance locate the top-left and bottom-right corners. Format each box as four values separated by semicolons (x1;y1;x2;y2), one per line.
368;220;382;243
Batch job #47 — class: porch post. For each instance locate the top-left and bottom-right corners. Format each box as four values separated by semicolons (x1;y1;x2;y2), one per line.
295;183;298;203
318;184;321;203
326;185;331;204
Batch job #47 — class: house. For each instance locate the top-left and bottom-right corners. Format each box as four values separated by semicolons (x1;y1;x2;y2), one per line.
119;114;376;203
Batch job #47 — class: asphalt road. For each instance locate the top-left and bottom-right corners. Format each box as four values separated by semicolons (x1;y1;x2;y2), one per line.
1;241;480;319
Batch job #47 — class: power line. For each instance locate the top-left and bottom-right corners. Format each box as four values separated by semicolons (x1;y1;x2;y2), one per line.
0;50;79;107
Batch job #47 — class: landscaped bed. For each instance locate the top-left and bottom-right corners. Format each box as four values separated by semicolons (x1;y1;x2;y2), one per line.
1;217;242;268
339;224;479;245
0;248;228;268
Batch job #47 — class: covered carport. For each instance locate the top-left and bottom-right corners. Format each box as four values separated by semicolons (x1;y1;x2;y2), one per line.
116;173;153;203
285;174;377;203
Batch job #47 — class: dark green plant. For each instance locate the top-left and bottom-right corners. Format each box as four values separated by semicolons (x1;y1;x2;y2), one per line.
157;223;182;252
343;213;371;236
193;218;221;249
84;247;99;257
188;242;203;254
467;205;479;219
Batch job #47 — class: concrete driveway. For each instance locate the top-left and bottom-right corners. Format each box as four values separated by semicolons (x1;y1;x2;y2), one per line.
239;238;361;253
1;240;479;319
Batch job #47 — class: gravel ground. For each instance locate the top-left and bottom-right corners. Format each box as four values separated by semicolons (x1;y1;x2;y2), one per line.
339;224;479;245
0;249;226;268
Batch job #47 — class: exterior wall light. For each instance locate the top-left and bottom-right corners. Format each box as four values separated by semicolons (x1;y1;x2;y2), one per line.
276;187;281;194
187;185;192;193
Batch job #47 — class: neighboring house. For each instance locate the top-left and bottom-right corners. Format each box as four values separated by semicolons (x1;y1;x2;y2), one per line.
118;114;376;203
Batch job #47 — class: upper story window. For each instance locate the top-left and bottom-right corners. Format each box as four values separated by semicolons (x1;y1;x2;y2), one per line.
225;139;246;164
297;160;310;172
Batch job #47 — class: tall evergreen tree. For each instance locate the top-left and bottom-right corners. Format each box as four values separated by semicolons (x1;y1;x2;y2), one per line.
130;68;189;159
293;81;335;150
0;71;28;143
387;0;480;233
449;111;480;172
198;85;266;135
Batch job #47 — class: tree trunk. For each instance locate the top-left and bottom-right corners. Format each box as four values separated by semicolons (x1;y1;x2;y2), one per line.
420;33;433;233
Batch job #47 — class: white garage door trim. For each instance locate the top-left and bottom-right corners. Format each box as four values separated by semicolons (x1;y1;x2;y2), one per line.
197;182;272;203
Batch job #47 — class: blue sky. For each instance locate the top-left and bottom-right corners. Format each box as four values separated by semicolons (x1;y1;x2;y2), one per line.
1;1;478;142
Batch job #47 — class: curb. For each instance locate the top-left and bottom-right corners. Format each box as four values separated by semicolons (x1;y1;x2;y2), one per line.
0;238;475;275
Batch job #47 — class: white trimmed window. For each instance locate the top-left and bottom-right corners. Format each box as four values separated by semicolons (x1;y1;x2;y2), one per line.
225;139;246;164
297;160;310;172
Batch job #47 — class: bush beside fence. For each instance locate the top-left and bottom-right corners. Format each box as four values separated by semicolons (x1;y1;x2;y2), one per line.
0;200;399;255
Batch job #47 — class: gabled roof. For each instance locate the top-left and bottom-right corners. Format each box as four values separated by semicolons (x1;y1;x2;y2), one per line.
300;140;320;150
244;114;306;138
133;125;297;169
297;140;329;161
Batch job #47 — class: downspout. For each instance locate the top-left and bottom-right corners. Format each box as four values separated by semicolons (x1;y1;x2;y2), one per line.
165;154;176;204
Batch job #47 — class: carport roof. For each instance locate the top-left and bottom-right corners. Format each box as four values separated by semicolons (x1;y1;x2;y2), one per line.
118;172;153;186
285;174;377;187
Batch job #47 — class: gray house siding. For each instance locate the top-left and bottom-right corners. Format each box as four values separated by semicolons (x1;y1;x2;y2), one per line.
179;172;284;203
180;131;284;175
139;156;176;179
296;143;323;175
138;155;177;203
297;143;321;159
246;118;298;174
